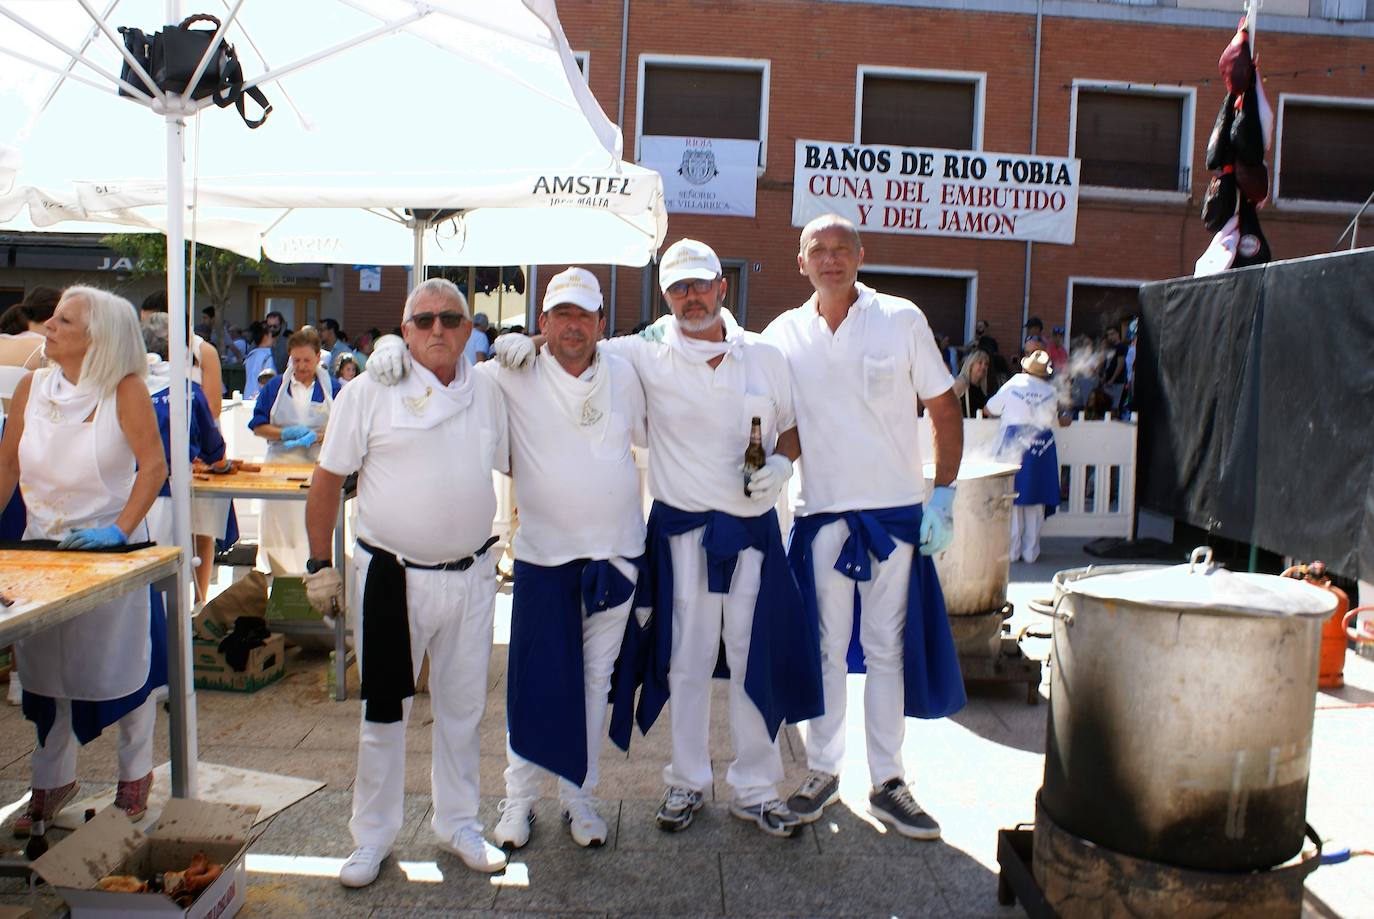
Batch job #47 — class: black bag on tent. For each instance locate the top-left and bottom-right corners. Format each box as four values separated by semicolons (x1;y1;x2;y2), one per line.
1201;170;1238;232
118;14;272;129
1204;93;1236;172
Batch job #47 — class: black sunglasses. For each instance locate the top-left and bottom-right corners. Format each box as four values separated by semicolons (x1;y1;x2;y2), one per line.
408;311;466;331
665;277;717;298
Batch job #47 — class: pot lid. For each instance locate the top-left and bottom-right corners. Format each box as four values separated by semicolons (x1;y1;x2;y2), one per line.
1061;547;1336;618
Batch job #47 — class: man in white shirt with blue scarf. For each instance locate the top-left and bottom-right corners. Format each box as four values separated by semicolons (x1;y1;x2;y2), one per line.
763;214;965;841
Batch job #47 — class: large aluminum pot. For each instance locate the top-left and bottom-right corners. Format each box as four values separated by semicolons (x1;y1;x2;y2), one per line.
1038;548;1333;872
925;462;1017;657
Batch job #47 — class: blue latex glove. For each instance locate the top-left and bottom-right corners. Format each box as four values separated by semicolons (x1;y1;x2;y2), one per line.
279;425;311;443
57;525;128;550
919;485;956;556
282;430;318;451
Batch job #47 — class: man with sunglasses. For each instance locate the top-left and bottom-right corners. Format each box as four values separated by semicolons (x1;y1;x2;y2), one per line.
470;268;648;852
302;278;511;886
763;214;965;842
480;240;822;839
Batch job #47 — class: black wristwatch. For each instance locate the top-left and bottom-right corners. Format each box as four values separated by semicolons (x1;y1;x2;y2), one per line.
305;557;332;574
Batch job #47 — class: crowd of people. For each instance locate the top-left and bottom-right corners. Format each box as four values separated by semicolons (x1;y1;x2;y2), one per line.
0;214;1132;889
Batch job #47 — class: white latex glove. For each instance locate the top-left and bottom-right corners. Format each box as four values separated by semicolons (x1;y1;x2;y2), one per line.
367;334;410;386
493;333;536;370
639;313;673;343
303;566;343;621
746;454;793;505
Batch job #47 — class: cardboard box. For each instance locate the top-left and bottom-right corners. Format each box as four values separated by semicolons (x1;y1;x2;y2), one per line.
264;576;321;622
32;799;259;919
192;633;286;694
193;571;268;641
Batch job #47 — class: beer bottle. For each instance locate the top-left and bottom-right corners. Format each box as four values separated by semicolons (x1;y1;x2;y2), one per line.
742;416;766;496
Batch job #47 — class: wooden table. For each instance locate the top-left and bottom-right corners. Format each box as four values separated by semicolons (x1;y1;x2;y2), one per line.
191;462;354;699
0;546;195;796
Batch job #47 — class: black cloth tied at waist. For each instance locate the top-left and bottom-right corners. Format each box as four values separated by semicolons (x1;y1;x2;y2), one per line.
357;535;498;724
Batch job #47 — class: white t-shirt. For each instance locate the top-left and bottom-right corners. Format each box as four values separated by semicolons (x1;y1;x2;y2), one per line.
317;366;508;565
601;327;796;518
985;373;1058;429
480;350;647;566
762;283;954;515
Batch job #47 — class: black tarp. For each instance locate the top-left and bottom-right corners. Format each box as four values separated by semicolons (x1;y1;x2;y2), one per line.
1136;248;1374;580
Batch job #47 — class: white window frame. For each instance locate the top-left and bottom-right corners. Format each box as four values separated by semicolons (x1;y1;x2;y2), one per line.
1273;93;1374;214
636;54;771;173
861;264;978;342
573;50;590;80
1064;276;1147;345
853;66;987;151
1069;80;1196;203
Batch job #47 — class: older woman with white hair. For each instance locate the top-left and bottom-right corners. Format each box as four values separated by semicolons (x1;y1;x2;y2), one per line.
0;286;168;832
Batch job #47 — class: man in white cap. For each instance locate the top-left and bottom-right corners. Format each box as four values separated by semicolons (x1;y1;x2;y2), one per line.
762;214;965;841
478;268;647;851
302;278;509;887
983;349;1063;563
479;239;822;838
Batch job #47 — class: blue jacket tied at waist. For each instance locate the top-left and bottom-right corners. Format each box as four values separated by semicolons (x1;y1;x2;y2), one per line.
508;557;639;788
611;501;823;749
788;504;966;720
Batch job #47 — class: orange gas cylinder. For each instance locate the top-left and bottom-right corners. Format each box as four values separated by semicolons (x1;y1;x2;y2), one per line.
1300;562;1349;689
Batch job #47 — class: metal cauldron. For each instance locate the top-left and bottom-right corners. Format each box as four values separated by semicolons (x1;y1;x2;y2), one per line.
1036;548;1334;872
926;461;1018;656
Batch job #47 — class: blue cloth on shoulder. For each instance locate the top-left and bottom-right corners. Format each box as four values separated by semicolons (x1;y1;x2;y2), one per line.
1000;425;1060;512
788;505;966;720
23;589;167;746
508;556;639;788
609;501;822;749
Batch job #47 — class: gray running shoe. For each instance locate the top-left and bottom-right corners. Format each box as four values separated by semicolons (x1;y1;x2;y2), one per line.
655;785;703;832
867;778;941;840
786;770;840;824
730;799;801;838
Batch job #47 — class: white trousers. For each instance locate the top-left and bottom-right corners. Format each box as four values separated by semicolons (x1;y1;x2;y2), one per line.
802;519;912;787
503;568;634;803
32;695;157;787
662;531;783;807
1010;505;1046;563
349;546;498;849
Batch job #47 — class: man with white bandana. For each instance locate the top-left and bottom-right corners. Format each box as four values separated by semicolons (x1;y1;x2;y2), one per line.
473;240;823;838
302;278;509;887
478;268;647;851
763;214;965;842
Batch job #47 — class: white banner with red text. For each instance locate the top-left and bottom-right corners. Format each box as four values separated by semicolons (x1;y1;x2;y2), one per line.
792;139;1080;244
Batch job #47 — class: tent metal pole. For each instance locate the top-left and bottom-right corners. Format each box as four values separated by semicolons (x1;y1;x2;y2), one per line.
412;221;424;291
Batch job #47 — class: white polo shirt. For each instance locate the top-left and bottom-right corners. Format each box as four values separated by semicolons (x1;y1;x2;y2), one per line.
318;364;508;565
985;373;1058;429
601;326;796;519
480;350;647;566
762;282;953;516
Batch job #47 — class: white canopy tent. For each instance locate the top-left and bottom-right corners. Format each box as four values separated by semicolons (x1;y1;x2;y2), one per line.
0;0;666;798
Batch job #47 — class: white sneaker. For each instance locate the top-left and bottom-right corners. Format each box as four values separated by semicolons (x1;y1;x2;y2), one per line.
338;844;390;888
442;826;508;874
493;796;535;850
562;797;607;848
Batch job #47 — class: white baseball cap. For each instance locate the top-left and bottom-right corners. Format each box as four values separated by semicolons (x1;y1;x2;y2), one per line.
542;267;603;313
658;238;721;292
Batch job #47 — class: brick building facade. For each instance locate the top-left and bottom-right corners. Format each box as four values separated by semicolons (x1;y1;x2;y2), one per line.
542;0;1374;348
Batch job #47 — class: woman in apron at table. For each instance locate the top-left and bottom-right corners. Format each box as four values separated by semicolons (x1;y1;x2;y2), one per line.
249;326;340;574
0;286;168;832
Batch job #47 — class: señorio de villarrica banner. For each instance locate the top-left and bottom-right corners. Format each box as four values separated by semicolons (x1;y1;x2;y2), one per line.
792;139;1080;244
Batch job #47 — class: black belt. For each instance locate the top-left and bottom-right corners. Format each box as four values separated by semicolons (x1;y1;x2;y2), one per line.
357;536;499;571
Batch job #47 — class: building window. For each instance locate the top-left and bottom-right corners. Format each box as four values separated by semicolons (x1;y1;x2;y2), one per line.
1067;281;1140;344
637;56;769;167
1071;83;1194;193
856;68;984;150
573;51;589;78
1277;96;1374;204
857;270;972;348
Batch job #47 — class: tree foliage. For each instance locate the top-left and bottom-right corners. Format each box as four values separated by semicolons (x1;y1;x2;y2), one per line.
100;233;272;312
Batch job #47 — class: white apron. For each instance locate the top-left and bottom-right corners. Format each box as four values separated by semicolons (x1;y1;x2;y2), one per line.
260;363;332;574
16;369;150;701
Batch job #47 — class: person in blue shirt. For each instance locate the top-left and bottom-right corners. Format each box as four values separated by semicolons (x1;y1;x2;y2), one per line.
242;321;277;399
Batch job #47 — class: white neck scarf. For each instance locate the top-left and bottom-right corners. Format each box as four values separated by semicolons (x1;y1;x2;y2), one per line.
662;309;748;393
391;357;474;431
144;358;172;396
35;366;102;426
537;346;612;442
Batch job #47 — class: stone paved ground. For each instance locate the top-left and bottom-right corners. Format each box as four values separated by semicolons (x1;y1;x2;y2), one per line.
1;537;1371;917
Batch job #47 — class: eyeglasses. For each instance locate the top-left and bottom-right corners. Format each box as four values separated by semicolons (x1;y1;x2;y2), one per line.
665;277;717;298
407;311;466;331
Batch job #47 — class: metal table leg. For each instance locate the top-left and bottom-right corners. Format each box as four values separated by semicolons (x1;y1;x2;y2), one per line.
157;567;198;798
333;498;349;701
